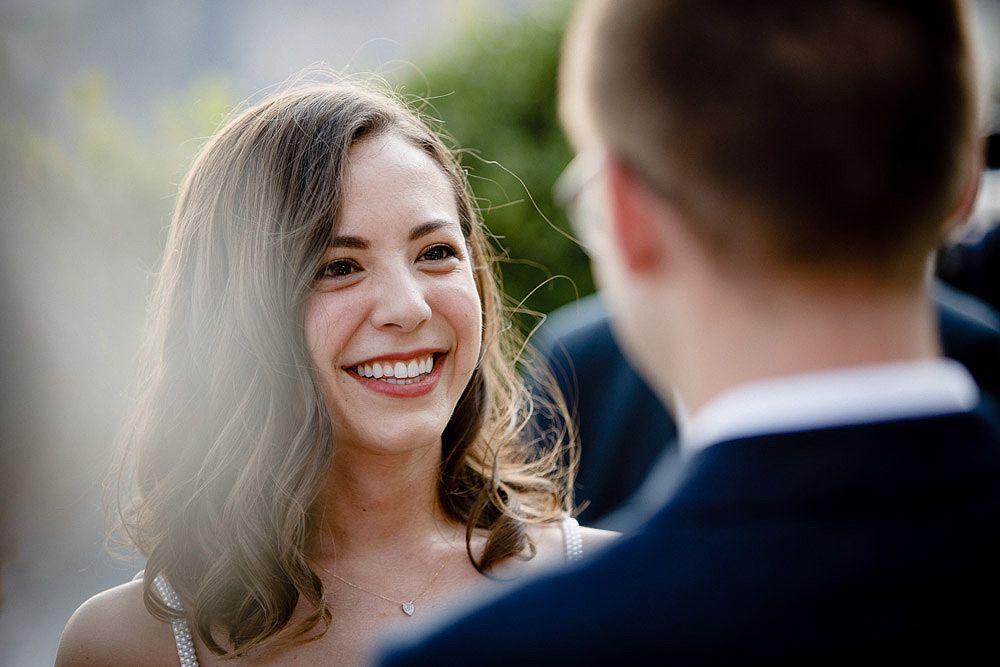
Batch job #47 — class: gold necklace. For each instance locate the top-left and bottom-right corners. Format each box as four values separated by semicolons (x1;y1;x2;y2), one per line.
322;560;447;617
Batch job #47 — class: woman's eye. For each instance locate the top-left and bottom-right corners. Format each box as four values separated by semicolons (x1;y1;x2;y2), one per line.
420;244;459;262
315;259;361;280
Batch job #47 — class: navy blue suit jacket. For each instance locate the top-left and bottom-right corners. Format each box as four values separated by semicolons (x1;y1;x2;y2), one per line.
381;408;1000;664
540;285;999;527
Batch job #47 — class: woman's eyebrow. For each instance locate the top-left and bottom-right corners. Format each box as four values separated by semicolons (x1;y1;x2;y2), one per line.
409;220;455;241
328;220;456;249
330;236;367;249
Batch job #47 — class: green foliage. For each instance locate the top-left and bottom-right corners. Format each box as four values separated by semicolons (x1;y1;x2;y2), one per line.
396;0;592;331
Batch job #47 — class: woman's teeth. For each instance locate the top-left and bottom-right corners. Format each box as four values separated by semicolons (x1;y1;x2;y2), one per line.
354;354;436;383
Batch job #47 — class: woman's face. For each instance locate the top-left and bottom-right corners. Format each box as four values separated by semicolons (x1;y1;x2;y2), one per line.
304;131;483;456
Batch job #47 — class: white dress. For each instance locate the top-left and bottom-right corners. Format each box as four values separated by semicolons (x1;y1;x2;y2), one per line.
154;517;584;666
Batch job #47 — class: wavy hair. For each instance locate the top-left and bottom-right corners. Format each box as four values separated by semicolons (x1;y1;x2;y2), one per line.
111;78;576;656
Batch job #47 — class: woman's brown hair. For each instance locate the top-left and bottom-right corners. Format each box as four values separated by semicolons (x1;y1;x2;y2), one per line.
111;77;575;657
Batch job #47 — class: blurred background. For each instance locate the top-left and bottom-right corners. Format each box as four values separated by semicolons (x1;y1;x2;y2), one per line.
0;1;996;664
0;1;586;663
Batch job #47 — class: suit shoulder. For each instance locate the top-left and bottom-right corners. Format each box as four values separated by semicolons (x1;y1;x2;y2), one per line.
55;579;179;667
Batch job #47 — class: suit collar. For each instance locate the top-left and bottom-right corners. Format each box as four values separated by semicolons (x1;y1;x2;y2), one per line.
659;411;1000;523
679;359;978;458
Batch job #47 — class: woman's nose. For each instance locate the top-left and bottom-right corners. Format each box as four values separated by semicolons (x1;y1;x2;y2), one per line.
369;270;432;332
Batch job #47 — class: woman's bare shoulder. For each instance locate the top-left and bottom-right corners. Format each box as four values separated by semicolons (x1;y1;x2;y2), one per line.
577;524;621;553
55;578;178;667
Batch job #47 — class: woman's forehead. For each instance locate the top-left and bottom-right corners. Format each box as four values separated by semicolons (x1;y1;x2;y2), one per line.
344;133;446;189
335;134;460;237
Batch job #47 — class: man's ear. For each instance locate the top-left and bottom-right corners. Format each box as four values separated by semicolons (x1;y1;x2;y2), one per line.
604;155;665;274
942;138;984;238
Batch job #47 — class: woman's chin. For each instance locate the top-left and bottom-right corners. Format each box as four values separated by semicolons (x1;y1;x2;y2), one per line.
333;422;448;460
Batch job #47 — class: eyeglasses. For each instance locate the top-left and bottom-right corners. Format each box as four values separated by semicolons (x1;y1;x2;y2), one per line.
553;149;608;255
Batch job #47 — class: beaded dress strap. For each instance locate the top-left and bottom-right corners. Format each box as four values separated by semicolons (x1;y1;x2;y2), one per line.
561;516;584;562
151;573;200;667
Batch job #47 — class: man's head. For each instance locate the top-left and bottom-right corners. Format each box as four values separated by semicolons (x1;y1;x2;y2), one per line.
560;0;981;284
558;0;984;411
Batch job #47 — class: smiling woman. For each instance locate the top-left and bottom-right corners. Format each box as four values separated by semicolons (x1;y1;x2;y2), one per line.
54;79;617;667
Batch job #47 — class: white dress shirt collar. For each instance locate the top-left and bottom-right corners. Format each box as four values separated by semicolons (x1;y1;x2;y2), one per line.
678;358;980;458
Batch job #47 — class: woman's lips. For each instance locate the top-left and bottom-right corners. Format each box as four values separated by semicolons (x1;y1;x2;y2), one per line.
346;352;445;398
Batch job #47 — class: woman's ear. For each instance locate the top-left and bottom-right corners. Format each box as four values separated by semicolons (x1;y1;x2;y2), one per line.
604;155;668;274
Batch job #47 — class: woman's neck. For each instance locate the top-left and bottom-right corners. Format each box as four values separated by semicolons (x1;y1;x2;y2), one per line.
309;441;457;562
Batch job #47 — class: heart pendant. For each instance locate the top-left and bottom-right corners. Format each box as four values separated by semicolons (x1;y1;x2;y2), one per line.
401;602;415;616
